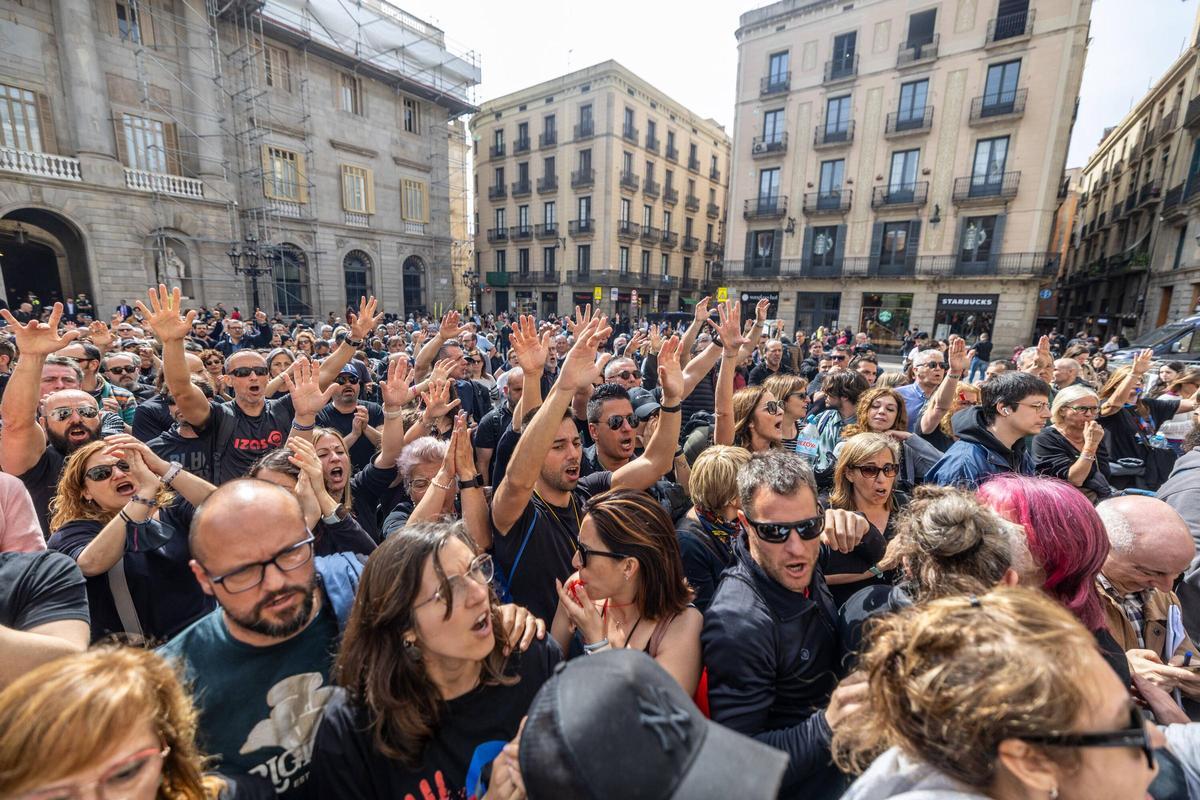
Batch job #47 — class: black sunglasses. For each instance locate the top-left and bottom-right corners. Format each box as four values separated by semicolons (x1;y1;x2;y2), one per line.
614;370;640;381
603;413;640;430
854;463;899;478
85;460;130;482
578;541;631;567
762;400;782;415
106;365;138;375
335;374;361;385
746;514;824;544
1020;705;1156;770
227;366;269;378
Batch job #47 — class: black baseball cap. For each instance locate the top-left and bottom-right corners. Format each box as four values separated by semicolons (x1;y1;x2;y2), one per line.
519;650;788;799
628;387;661;420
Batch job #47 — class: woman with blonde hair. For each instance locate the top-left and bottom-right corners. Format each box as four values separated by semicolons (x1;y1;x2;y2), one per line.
731;384;783;452
0;646;224;799
1033;384;1113;500
676;445;752;612
836;587;1162;800
48;437;217;643
838;386;942;491
762;373;809;451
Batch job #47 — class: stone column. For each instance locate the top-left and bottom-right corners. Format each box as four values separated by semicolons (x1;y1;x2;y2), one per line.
53;0;117;159
180;0;227;179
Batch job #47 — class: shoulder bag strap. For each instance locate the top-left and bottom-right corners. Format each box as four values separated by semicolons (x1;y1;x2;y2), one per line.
107;556;144;640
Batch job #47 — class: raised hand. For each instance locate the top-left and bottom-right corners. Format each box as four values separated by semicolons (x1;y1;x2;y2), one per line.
347;296;382;341
103;434;169;477
438;309;468;341
380;356;415;408
656;335;685;404
431;357;459;384
715;300;746;356
452;412;476;479
422;378;461;419
565;304;593;336
648;324;663;355
287;436;334;504
88;320;115;351
134;285;195;343
559;315;613;392
1037;334;1052;359
0;302;80;355
509;314;550;374
693;295;712;325
1082;420;1105;453
281;356;338;418
755;298;771;323
948;337;968;375
254;308;268;325
623;331;647;357
1132;348;1154;377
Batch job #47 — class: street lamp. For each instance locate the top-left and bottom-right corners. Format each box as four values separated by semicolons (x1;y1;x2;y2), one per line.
461;267;480;313
226;234;280;311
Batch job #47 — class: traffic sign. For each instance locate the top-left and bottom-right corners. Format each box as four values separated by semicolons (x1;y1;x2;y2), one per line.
716;287;728;302
593;286;603;302
631;289;639;307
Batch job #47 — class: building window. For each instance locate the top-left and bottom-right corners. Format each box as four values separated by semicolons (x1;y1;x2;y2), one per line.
663;209;672;231
577;244;591;274
343;250;373;305
402;179;428;223
763;109;784;143
622;151;634;174
888;149;920;198
543;246;556;273
495;250;507;272
825;95;851;136
768;51;789;85
122;113;168;173
340;165;374;214
264;45;290;91
642;204;653;228
403;98;420;133
518;248;530;275
641;249;651;276
543;156;555;178
262;146;305;201
758;167;781;205
493;128;504;149
660;253;669;277
906;8;937;47
748;230;779;273
880;221;913;266
811;226;838;267
494;208;507;229
274;245;311;317
619;198;631;223
579;103;592;128
0;84;43;151
579;148;592;171
619;246;630;274
972;136;1010;189
115;1;145;43
897;80;929;124
543;201;556;224
982;60;1021;114
517;204;530;228
819;159;844;200
578;195;591;221
959;216;997;264
339;73;362;115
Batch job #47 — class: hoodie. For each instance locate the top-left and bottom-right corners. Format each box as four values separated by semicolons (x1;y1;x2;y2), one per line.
841;748;990;800
925;407;1034;489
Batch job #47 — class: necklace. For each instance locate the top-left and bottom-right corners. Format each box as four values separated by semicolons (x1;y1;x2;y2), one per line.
621;615;644;649
534;490;582;550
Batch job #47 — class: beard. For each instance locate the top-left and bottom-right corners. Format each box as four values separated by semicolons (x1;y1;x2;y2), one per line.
46;423;101;454
224;574;318;639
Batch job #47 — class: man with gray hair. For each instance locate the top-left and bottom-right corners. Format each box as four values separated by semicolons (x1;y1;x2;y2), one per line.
1052;357;1082;391
702;449;882;799
1096;495;1200;701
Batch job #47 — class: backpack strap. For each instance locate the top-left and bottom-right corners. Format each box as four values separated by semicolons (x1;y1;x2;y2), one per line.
106;557;145;640
508;508;539;581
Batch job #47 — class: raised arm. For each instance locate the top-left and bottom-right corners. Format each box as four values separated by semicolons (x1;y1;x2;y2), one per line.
0;303;81;476
918;338;966;435
742;299;770;354
1102;349;1152;416
682;342;721;398
507;315;551;433
317;296;381;388
136;286;209;429
414;310;468;382
713;302;745;447
612;335;684;491
104;435;217;507
375;356;413;468
678;296;710;363
281;357;339;442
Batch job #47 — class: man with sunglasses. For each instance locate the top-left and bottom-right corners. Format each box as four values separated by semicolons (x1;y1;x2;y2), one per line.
58;341;137;427
102;352;155;402
314;364;383;472
702;449;881;800
897;341;968;437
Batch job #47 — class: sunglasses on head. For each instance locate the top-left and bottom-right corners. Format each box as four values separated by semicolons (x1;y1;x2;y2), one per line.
106;365;138;375
854;463;899;478
746;514;824;544
85;460;129;482
603;413;640;430
227;366;269;378
335;374;360;385
577;541;631;567
48;405;101;422
1019;705;1156;770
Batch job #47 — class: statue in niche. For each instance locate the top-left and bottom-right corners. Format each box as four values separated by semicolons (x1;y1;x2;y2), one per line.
157;246;190;298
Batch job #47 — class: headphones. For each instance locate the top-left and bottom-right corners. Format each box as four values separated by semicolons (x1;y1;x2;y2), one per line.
1000;408;1011;416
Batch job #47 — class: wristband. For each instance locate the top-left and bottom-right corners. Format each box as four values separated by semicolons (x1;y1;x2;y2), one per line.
1079;452;1097;461
291;420;315;431
130;493;158;508
161;461;183;488
384;409;405;419
458;475;484;490
431;478;455;491
659;402;681;414
582;638;610;654
345;337;364;349
119;509;136;525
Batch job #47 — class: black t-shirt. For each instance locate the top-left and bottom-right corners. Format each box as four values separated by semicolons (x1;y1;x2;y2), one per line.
1098;398;1180;462
316;401;385;471
17;446;66;539
473;402;513;453
491;472;612;621
133;395;174;442
203;396;295;484
0;550;89;630
972;339;993;361
147;425;215;484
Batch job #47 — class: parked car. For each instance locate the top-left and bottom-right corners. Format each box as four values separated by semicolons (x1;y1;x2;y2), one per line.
1109;313;1200;366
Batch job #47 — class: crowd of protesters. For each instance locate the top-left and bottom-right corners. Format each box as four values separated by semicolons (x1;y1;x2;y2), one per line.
3;285;1200;799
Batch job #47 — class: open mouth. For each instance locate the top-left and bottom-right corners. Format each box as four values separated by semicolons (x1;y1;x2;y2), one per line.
67;425;91;441
115;480;136;496
563;463;580;480
618;437;634;452
784;562;810;580
471;611;491;636
329;465;345;481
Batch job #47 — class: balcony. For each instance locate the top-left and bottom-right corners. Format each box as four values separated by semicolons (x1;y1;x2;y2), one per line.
622;125;639;143
509;224;533;241
1185;96;1200;129
0;147;82;182
703;239;722;257
739;199;787;221
1162;184;1186;220
617;219;641;240
534;222;559;240
343;211;370;228
663;186;679;205
970;89;1027;124
707;202;721;219
644;179;661;198
952;172;1021;203
710;166;721;182
486;227;508;243
266;198;303;218
486;271;510;287
885;107;934;137
1186;176;1200;204
537;175;557;194
489;143;505;159
682;276;698;291
751;132;788;157
512;270;560;287
687;155;701;172
1158;108;1179;140
665;144;679;162
685;194;700;212
539;131;557;148
1124;193;1136;215
571;168;594;189
814;121;855;148
897;34;939;67
871;182;929;208
574;121;594;140
619;171;640;192
646;135;660;153
568;218;595;237
513;136;531;154
1138;182;1162;207
124;168;204;198
986;8;1034;44
682;235;700;252
511;180;532;197
661;230;679;248
488;184;506;200
760;72;791;96
824;54;859;84
802;189;852;215
640;225;661;244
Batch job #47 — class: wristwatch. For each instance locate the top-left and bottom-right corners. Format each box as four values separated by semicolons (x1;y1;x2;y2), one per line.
345;336;364;349
321;503;350;525
458;475;484;490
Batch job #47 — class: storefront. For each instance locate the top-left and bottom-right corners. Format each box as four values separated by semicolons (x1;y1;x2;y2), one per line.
540;292;558;319
933;294;998;342
859;292;913;354
795;291;841;335
739;290;780;320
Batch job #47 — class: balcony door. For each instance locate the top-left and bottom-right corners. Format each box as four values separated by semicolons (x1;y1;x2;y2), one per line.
825;95;851;138
983;60;1021;115
888;149;920;202
763;109;784;144
897;80;928;129
971;136;1009;196
768;51;789;86
831;32;856;75
758;168;781;211
818;159;844;209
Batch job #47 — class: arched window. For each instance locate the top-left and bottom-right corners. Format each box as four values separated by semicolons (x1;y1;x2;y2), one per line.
273;244;311;317
343;250;373;309
402;255;426;315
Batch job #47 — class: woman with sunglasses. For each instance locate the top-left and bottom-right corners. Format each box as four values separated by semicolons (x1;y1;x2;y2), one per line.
47;438;217;643
732;385;784;452
0;646;225;800
551;489;702;694
824;433;905;607
835;587;1162;800
763;373;810;451
839;387;943;493
1033;385;1114;501
198;349;231;400
312;520;560;799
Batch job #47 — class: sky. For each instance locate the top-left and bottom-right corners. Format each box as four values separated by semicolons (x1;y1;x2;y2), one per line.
399;0;1199;169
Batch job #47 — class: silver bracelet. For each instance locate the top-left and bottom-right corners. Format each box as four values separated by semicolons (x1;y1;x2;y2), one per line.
161;461;183;487
582;638;610;654
1078;452;1097;462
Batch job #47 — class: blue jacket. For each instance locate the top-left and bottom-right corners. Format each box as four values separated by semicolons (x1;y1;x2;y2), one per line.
925;407;1034;489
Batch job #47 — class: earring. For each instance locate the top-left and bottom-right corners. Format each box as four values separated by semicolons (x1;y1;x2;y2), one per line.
1049;788;1058;800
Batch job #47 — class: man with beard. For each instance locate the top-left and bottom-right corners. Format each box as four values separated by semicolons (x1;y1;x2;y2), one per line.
102;352;155;401
315;364;383;472
490;315;684;620
748;339;793;386
0;303;103;536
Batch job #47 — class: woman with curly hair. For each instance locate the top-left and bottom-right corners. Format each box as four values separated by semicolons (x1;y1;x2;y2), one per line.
838;387;943;491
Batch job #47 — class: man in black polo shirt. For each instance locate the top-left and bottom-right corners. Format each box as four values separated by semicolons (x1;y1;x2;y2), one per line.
581;383;639;475
315;364;384;472
489;314;684;620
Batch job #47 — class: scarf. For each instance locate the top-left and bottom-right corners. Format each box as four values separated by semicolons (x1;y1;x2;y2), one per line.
696;506;741;551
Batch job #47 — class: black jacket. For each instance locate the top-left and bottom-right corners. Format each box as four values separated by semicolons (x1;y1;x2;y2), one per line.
702;535;878;800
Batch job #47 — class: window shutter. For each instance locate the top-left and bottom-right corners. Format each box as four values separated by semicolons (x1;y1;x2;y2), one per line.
296;152;309;203
260;145;272;198
339;165;351;211
400;179;410;220
771;230;783;273
868;222;884;273
905;220;922;272
800;225;814;274
744;230;756;270
113;115;129;166
103;2;119;37
365;169;376;214
421;182;430;223
833;224;847;268
988;214;1007;271
37;94;58;154
164;122;181;175
952;216;968;272
140;1;156;47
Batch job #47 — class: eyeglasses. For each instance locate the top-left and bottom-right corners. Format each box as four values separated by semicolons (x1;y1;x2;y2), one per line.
785;392;809;403
603;413;640;430
917;361;947;370
854;463;899;479
84;460;129;482
415;554;494;611
1019;705;1156;770
206;534;316;593
577;541;632;567
1017;401;1051;413
105;365;138;376
761;400;783;415
830;354;849;362
17;745;171;800
1066;405;1100;415
409;478;432;492
227;366;269;378
47;405;101;422
613;370;640;381
746;514;825;544
335;374;361;385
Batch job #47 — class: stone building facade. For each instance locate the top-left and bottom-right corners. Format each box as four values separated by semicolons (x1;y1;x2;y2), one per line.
0;0;478;319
